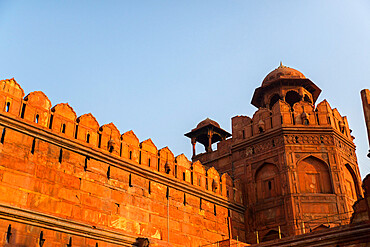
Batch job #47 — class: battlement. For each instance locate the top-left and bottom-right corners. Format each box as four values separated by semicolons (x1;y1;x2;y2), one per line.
0;78;243;203
232;99;354;143
0;77;248;246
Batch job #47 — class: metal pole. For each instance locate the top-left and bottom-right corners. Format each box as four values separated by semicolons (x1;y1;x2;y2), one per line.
256;231;259;244
278;226;281;239
167;194;169;243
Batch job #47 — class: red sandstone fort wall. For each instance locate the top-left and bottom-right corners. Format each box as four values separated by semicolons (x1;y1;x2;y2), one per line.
0;78;245;246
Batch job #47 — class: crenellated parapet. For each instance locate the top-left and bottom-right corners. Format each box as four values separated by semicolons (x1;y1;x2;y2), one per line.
0;78;242;205
232;99;354;144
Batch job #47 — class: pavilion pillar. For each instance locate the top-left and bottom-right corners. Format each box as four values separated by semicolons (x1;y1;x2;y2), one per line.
191;138;196;157
207;131;213;152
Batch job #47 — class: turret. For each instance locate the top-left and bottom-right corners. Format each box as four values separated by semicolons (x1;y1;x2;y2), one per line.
185;118;231;157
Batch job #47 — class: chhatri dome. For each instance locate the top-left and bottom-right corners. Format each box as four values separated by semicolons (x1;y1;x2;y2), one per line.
251;62;321;108
195;117;220;130
262;62;306;86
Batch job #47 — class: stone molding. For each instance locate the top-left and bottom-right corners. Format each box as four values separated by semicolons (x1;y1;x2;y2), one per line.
0;203;137;246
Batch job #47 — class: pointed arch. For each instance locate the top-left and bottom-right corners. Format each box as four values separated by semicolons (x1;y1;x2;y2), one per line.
175;154;191;168
343;164;360;201
297;156;333;194
158;146;175;161
269;93;281;109
101;123;121;138
140;139;158;154
77;113;100;130
121;130;139;147
285;90;301;108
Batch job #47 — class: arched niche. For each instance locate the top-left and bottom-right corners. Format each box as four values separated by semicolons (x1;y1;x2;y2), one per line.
285;90;301;108
255;163;280;201
343;164;360;201
297;156;333;194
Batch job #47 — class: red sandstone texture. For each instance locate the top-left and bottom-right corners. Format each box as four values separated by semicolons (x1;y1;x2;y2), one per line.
189;64;363;244
0;64;367;246
0;78;244;246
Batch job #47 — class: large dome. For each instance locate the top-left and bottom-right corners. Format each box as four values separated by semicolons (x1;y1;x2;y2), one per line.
262;62;306;86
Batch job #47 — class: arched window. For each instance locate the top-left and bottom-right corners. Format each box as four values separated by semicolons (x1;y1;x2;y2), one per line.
297;156;333;194
269;94;281;109
86;133;90;143
35;114;39;124
61;123;66;133
5;102;10;112
20;103;26;118
255;163;280;200
285;91;301;108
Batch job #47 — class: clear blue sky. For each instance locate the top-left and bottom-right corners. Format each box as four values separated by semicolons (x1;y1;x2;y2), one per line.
0;1;369;177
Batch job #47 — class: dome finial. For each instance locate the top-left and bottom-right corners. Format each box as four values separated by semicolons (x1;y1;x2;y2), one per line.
279;61;283;68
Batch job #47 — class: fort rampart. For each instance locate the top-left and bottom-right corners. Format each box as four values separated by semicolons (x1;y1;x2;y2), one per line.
0;78;245;246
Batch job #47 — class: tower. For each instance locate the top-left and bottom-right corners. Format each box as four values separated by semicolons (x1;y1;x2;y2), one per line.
187;63;363;243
